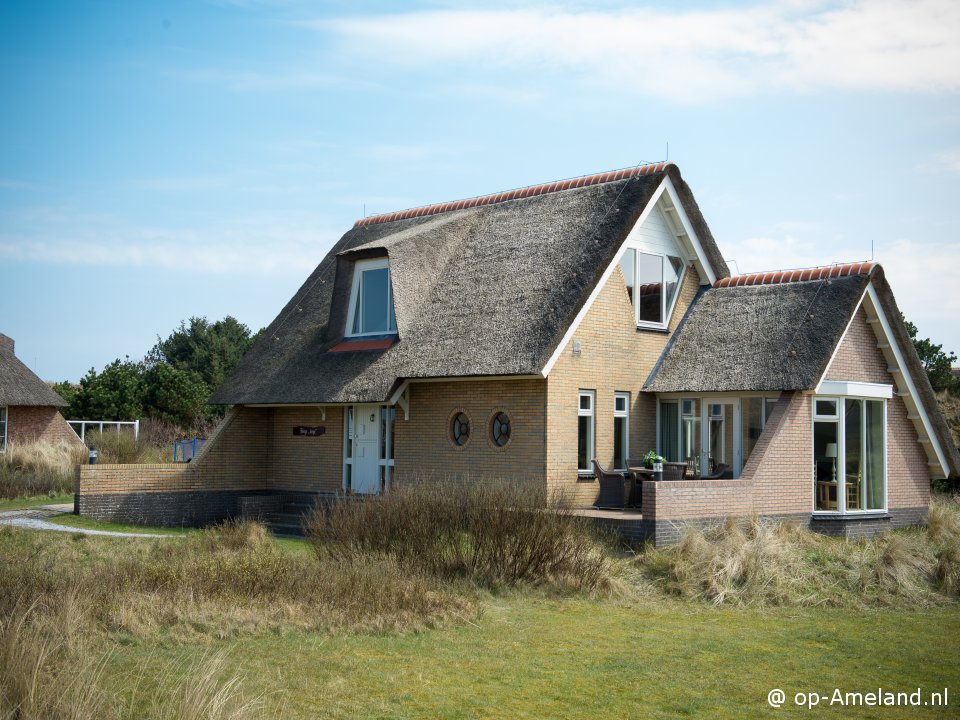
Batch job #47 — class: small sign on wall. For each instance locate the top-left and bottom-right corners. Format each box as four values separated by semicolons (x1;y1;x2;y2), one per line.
293;426;326;437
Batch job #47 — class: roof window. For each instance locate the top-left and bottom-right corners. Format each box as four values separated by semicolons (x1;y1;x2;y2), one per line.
347;258;397;337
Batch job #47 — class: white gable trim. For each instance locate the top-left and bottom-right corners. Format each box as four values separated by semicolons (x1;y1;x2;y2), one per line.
816;381;893;399
540;176;718;377
816;282;949;477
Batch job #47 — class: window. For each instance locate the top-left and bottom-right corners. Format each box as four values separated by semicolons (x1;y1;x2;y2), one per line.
578;391;595;473
659;400;679;462
379;405;396;492
347;258;397;336
681;398;701;468
813;397;885;513
490;411;511;447
0;407;6;452
451;412;470;446
613;393;629;471
619;248;685;327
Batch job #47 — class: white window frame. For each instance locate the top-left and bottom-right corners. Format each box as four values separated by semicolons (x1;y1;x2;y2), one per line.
378;405;396;493
345;257;397;338
578;390;595;475
620;248;686;330
811;395;888;515
613;392;630;471
0;406;6;452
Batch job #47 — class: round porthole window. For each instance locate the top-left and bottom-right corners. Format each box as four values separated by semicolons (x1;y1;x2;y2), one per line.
451;412;471;446
490;411;511;447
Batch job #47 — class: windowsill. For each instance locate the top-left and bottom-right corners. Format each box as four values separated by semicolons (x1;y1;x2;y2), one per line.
811;511;890;519
635;324;670;334
577;472;595;482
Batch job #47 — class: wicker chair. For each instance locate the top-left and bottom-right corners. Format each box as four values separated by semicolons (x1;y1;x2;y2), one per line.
662;463;686;480
702;463;730;479
592;459;626;508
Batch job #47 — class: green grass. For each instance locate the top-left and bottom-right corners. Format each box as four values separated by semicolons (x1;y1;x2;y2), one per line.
44;513;196;535
99;596;960;719
0;493;73;511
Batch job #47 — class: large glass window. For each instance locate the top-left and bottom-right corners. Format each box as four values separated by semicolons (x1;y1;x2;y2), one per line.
0;407;6;452
613;393;629;471
814;398;885;513
578;391;595;473
681;398;701;470
620;248;684;327
349;259;397;336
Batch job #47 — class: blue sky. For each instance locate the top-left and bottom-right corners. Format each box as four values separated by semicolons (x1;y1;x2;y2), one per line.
2;0;959;381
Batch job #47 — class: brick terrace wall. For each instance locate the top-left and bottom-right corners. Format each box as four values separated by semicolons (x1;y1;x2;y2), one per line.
546;265;701;505
645;308;934;544
393;378;547;488
77;406;272;526
270;406;344;494
7;406;83;447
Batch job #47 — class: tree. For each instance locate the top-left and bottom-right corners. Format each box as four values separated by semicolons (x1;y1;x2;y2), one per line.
69;358;145;421
142;362;209;428
903;317;958;394
148;316;259;390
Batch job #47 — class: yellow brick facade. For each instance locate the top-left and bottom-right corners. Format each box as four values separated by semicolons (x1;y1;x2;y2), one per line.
545;264;702;504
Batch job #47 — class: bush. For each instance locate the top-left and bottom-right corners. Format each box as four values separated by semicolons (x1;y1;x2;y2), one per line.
0;441;85;499
305;479;610;591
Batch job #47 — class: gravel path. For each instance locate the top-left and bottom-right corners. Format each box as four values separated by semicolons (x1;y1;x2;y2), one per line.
0;507;171;538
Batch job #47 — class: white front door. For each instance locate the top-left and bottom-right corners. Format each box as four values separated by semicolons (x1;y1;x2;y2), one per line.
351;404;380;494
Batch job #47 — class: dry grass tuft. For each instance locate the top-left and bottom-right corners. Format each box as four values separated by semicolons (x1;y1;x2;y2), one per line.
638;494;960;607
0;441;86;499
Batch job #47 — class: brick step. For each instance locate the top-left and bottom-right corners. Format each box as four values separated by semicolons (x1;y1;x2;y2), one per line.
265;511;308;525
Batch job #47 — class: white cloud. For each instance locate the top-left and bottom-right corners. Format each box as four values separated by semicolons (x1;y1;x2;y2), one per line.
0;208;335;276
917;148;960;175
309;1;960;102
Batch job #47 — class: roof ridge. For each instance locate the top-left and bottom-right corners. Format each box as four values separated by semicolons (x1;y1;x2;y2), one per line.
713;261;875;289
353;161;673;228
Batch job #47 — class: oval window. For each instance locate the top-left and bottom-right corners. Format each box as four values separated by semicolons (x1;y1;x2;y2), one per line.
491;411;511;447
451;412;470;446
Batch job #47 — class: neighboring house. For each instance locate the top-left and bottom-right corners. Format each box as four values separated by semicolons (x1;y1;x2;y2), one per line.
77;163;960;543
0;333;83;450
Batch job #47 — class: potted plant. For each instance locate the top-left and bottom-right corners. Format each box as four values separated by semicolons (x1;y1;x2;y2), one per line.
643;450;665;481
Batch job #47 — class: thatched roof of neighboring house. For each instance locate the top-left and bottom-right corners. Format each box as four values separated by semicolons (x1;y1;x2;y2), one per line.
212;163;729;405
0;334;67;407
646;263;960;476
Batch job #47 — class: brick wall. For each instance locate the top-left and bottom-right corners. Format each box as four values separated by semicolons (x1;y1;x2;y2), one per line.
77;406;273;525
546;264;701;505
393;378;548;488
6;406;83;446
270;406;343;493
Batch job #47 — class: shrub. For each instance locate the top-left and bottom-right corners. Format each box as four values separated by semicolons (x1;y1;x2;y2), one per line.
305;479;609;591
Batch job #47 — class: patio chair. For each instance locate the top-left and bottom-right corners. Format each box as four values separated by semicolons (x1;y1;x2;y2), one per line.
662;463;686;481
702;463;730;479
592;459;626;508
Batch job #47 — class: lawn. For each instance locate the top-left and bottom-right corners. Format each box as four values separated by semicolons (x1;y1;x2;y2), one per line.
100;594;959;719
0;493;72;511
3;489;959;719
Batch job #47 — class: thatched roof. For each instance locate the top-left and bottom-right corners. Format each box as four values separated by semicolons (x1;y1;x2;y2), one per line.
0;334;67;407
212;163;729;405
646;264;960;476
646;267;872;393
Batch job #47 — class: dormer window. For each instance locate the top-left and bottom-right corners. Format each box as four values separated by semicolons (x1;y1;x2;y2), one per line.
619;248;685;328
347;258;397;336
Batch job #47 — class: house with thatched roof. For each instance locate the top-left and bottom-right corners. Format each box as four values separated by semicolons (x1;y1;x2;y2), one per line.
0;333;82;450
76;163;960;543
